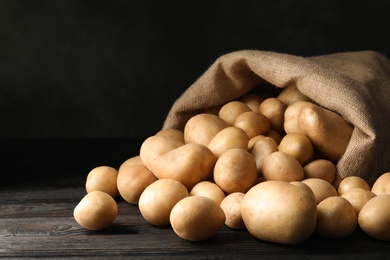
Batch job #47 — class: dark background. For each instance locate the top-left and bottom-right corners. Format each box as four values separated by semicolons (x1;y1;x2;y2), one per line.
1;0;390;139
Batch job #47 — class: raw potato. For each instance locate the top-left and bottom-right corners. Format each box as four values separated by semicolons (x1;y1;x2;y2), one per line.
315;196;357;238
262;151;304;182
140;135;183;167
73;191;118;231
359;194;390;241
234;111;271;139
241;181;317;244
266;130;283;145
249;136;278;175
190;181;226;205
155;128;185;143
170;196;226;241
337;176;370;196
240;94;265;113
184;113;229;146
301;178;338;204
278;133;314;166
220;192;246;229
277;83;312;106
85;166;119;198
303;159;336;184
138;179;189;226
219;101;252;125
118;155;143;171
341;188;376;214
283;101;307;134
208;126;249;158
371;172;390;195
213;148;258;194
258;97;287;133
117;164;158;204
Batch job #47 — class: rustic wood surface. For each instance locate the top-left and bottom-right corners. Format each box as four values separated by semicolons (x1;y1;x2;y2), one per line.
1;139;389;259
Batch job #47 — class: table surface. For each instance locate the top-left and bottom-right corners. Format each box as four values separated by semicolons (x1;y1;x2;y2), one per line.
1;138;390;259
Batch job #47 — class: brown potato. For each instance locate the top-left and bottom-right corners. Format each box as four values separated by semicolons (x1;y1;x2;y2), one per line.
234;111;271;139
258;97;287;132
155;128;185;144
213;148;257;194
266;130;283;145
277;83;312;106
341;188;376;214
241;181;317;244
85;166;119;198
283;101;307;134
278;133;314;166
73;191;118;231
249;136;278;175
337;176;370;196
219;101;252;125
140;135;183;167
371;172;390;195
301;178;338;204
190;181;226;205
240;94;265;113
220;192;246;229
208;126;249;158
170;196;226;241
116;164;158;204
316;196;357;238
118;156;143;172
138;179;189;226
262;151;304;182
184;113;229;146
303;159;336;184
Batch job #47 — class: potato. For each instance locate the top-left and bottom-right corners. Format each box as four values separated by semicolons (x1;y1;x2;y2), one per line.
371;172;390;195
241;181;317;244
262;151;304;182
301;178;338;204
155;128;185;144
283;101;307;134
140;135;216;189
219;101;252;125
358;194;390;241
85;166;119;198
118;155;143;171
297;101;353;162
240;93;265;113
341;188;376;214
208;126;249;158
213;148;258;194
190;181;226;205
266;129;283;145
258;97;287;132
170;196;226;241
337;176;370;196
315;196;357;238
220;192;245;229
116;164;158;204
278;133;314;166
138;179;189;226
234;111;271;139
249;136;278;175
277;83;312;106
73;191;118;231
303;159;336;184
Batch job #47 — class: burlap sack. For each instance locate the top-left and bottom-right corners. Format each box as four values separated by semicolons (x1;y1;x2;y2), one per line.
162;50;390;185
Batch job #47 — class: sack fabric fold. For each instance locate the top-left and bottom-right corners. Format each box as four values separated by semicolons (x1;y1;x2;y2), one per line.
162;50;390;185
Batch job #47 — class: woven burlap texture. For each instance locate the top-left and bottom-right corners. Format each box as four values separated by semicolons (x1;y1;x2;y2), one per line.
163;50;390;185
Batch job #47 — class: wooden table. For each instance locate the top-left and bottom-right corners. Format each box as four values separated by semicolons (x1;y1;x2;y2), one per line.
1;139;389;259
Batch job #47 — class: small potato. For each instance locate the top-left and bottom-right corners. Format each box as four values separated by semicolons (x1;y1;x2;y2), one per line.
249;136;278;175
240;94;265;113
303;159;336;184
301;178;338;204
262;151;304;182
266;130;283;145
116;164;158;204
359;194;390;241
277;83;312;106
184;113;229;146
74;191;118;231
316;196;357;238
219;101;252;125
258;97;287;133
208;126;249;158
213;148;258;194
234;111;271;139
278;133;314;166
170;196;226;241
337;176;370;196
220;192;245;229
284;101;307;134
241;181;317;244
85;166;119;198
155;128;185;144
341;188;376;214
140;135;183;167
138;179;189;226
190;181;226;205
118;156;143;171
371;172;390;195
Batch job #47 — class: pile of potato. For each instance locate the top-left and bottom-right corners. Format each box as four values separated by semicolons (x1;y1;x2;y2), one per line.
73;85;390;244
